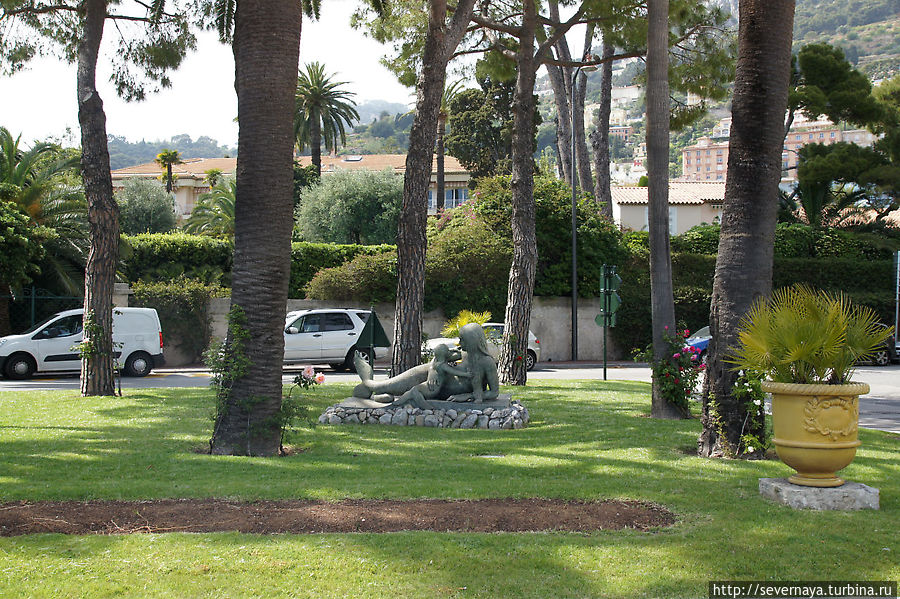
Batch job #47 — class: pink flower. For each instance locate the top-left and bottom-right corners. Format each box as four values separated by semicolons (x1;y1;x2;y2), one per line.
664;325;669;330
684;329;690;336
699;364;707;370
673;353;681;358
315;373;325;384
691;354;697;361
302;365;315;379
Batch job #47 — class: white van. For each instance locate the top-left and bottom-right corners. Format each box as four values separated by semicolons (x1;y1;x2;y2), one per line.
0;307;165;379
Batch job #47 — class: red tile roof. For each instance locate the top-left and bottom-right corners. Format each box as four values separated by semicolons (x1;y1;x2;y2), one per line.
612;181;726;205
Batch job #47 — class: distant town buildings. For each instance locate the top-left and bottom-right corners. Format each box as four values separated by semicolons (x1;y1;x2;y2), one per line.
111;154;470;218
679;115;878;184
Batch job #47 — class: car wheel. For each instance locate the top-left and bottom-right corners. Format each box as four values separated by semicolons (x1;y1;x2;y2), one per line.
123;351;153;377
5;353;36;380
871;349;890;367
345;347;372;373
525;350;537;371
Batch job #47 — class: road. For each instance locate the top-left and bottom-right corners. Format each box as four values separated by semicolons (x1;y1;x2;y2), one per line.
1;362;899;434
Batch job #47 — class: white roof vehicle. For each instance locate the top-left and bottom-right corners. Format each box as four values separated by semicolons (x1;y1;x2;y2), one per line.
283;308;388;371
0;307;165;379
426;322;541;371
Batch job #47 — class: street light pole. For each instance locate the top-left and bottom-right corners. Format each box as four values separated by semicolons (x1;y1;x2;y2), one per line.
570;59;596;361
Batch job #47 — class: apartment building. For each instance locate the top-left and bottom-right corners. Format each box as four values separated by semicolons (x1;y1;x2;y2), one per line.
681;115;878;184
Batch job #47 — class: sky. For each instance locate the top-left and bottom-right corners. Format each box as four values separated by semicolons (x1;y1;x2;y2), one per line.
0;0;416;148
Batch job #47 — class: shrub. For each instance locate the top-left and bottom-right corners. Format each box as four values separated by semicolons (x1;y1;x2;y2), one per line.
304;251;398;304
671;224;720;254
131;276;227;362
425;219;512;317
123;233;232;285
289;242;394;298
116;178;177;235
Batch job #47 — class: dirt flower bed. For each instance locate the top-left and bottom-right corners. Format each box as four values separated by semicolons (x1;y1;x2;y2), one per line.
0;498;674;536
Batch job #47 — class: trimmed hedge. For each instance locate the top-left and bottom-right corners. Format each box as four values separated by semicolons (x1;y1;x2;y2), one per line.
123;233;233;285
289;242;394;298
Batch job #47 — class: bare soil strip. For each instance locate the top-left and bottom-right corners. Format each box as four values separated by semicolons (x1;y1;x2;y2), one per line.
0;498;674;536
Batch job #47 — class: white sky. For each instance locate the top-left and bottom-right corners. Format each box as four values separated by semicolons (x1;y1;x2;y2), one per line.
0;0;416;147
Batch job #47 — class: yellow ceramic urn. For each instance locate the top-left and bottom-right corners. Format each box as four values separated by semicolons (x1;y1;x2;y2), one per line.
762;381;869;487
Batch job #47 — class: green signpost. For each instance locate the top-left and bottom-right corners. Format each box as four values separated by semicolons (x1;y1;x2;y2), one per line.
596;265;622;380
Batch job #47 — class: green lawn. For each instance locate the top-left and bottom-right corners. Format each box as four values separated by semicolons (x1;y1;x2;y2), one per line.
0;380;897;598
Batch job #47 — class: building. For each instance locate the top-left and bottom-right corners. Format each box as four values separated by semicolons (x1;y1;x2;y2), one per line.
680;115;879;184
611;181;726;235
609;125;635;143
111;154;471;217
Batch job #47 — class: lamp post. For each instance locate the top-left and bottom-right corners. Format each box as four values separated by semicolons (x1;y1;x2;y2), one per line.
570;59;596;361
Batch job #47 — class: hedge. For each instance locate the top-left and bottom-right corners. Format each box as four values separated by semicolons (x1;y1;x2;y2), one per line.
123;233;233;285
289;242;395;298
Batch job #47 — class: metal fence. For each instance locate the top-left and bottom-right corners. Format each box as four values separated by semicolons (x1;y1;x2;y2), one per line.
0;287;83;335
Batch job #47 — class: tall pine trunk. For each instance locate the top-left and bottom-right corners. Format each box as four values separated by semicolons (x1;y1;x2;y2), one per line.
210;0;302;456
591;38;614;221
699;0;795;456
392;0;447;375
78;0;118;397
392;0;476;375
646;0;681;419
498;0;538;386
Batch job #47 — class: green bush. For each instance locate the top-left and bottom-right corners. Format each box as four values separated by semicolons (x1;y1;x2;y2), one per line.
289;242;394;298
131;276;227;362
304;251;398;304
461;174;627;297
123;233;232;285
671;224;720;254
425;220;512;317
671;222;897;259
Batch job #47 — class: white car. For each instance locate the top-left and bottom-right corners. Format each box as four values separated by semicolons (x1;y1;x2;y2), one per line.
0;307;165;379
426;322;541;371
284;309;382;371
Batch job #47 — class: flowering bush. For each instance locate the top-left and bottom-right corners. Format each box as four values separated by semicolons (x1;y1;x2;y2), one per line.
731;370;769;456
293;365;325;389
651;327;705;416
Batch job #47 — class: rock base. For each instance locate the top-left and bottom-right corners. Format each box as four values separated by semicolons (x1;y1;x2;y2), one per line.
759;478;880;510
318;398;529;430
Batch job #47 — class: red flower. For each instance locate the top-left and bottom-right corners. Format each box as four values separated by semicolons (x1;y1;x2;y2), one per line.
674;379;680;384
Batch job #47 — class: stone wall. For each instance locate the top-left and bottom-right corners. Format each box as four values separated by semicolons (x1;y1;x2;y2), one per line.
129;293;622;367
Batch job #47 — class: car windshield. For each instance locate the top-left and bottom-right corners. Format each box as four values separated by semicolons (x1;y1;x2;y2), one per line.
692;326;710;338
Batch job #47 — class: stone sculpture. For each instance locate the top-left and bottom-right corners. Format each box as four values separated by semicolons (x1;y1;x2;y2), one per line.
353;322;501;409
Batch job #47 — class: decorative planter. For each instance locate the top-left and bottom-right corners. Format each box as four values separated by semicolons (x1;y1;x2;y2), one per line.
762;381;869;488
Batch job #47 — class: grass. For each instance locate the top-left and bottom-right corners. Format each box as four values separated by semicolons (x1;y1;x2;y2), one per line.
0;380;898;598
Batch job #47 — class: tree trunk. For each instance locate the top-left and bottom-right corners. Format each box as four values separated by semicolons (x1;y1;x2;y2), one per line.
591;38;614;221
546;62;573;185
210;0;302;456
574;25;594;193
311;110;322;177
546;0;572;187
77;0;118;397
166;163;173;193
646;0;680;419
436;114;446;213
392;0;476;376
498;0;538;386
699;0;795;456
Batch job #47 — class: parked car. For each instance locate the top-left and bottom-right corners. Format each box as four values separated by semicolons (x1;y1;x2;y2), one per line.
284;308;385;371
0;307;165;379
685;326;711;363
426;322;541;371
870;324;898;366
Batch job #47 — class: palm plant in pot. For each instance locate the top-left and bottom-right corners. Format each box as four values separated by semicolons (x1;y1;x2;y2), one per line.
730;285;892;487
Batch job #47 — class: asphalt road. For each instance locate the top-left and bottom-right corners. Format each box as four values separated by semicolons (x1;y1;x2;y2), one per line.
2;362;899;434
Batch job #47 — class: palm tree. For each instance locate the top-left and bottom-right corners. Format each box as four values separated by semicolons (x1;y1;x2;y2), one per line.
294;62;359;176
698;0;796;457
0;127;88;295
155;149;182;194
646;0;680;419
435;80;463;213
183;178;236;238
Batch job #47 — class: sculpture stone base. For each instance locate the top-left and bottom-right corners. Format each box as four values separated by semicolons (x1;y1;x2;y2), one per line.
318;395;529;430
759;478;879;510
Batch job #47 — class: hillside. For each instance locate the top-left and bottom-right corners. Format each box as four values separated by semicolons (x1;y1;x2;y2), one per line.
794;0;899;78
